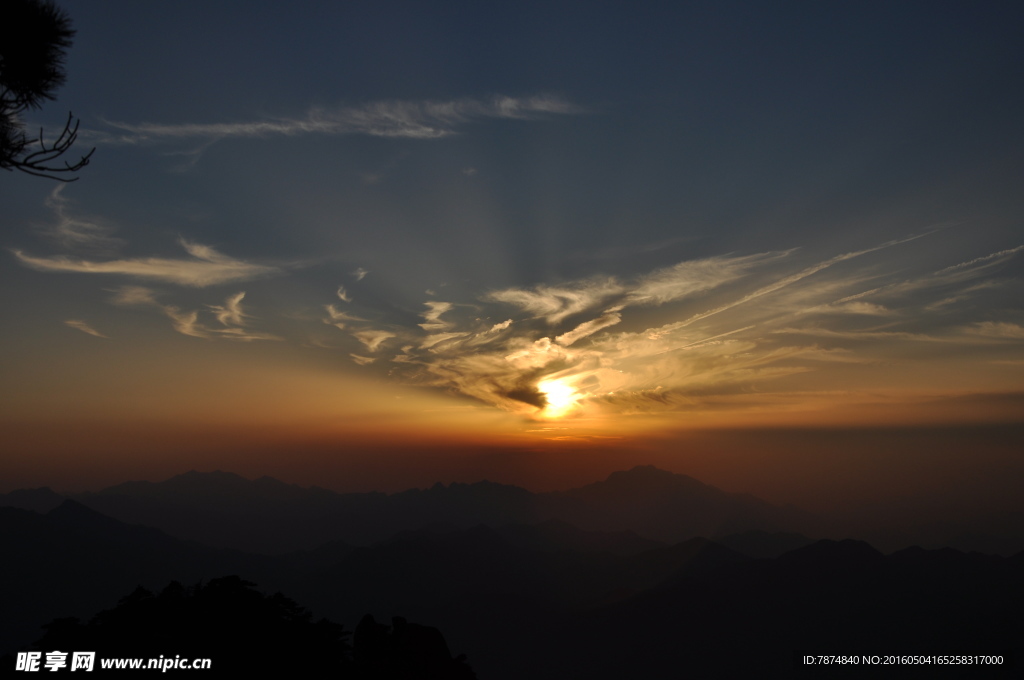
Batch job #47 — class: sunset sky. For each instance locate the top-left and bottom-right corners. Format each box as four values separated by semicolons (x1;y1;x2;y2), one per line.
3;1;1023;507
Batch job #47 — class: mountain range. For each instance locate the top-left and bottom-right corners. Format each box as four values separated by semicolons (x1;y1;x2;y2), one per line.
1;465;817;553
3;466;1022;678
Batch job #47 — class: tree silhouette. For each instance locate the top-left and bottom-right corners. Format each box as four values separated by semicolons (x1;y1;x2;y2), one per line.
25;577;353;676
353;615;477;680
0;0;93;181
20;577;478;678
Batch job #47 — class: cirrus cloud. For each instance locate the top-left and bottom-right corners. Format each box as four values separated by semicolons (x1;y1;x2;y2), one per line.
363;236;1023;419
85;95;581;147
13;239;281;287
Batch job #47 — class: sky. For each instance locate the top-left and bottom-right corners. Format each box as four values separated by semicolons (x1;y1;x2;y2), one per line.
2;1;1023;510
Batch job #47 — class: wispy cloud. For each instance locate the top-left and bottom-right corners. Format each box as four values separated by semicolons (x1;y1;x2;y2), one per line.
671;234;928;330
488;278;624;324
110;286;280;342
829;302;894;316
14;239;280;287
207;291;248;326
163;306;208;339
485;252;787;326
64;319;107;338
323;304;364;330
353;329;396;352
40;186;125;253
769;327;942;342
206;326;283;342
419;301;454;331
86;95;580;146
933;246;1024;278
108;285;160;307
361;237;1023;420
626;253;780;306
968;322;1024;339
834;245;1024;305
554;312;622;346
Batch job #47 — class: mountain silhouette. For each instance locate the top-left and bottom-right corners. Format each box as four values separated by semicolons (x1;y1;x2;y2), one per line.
493;518;663;556
36;466;818;553
3;495;1021;679
713;529;815;558
546;464;816;541
0;486;64;513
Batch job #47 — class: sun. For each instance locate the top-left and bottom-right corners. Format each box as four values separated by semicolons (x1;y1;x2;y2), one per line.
537;378;581;419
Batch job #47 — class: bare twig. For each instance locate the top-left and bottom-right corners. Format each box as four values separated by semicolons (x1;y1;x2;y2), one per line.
1;111;94;181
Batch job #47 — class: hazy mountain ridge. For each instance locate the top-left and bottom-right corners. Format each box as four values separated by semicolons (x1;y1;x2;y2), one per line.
2;496;1022;678
544;465;816;542
6;465;1022;557
3;466;817;553
0;487;64;514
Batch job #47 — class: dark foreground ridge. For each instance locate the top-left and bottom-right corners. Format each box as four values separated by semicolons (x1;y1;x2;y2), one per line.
7;577;475;678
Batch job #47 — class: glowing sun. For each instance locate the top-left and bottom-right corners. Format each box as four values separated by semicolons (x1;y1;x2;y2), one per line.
537;378;582;419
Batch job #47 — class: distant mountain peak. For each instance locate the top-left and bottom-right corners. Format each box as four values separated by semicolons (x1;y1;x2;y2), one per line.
780;538;883;565
625;464;671;474
573;465;709;499
0;486;65;513
48;498;101;517
47;498;126;530
170;469;248;483
611;465;701;483
253;475;289;487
